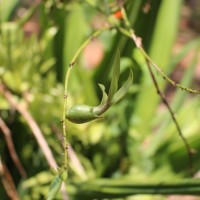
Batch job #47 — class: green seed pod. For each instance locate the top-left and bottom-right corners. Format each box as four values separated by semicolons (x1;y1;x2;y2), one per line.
66;50;133;124
66;105;101;124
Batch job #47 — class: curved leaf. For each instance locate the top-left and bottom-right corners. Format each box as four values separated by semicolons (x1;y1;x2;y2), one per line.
47;175;62;200
107;49;120;104
98;84;108;106
112;69;133;104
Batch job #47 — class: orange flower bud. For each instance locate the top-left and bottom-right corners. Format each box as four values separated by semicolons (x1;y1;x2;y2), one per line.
113;10;123;19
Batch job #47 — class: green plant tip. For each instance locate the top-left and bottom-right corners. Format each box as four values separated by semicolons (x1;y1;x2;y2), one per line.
66;50;133;124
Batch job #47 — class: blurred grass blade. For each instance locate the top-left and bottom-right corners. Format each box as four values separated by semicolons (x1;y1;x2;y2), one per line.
170;37;200;68
0;0;19;22
171;42;200;110
147;41;200;157
72;178;200;199
17;5;38;27
132;0;184;135
63;3;88;80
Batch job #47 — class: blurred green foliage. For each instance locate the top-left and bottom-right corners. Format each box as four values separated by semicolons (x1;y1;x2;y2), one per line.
1;0;200;199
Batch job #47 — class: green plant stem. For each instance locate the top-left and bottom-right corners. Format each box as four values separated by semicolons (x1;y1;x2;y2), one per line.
62;67;72;170
119;6;193;174
70;27;110;66
62;27;110;170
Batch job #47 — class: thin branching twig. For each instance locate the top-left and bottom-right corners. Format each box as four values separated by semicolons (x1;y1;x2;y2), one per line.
146;59;193;175
119;6;193;174
118;25;200;94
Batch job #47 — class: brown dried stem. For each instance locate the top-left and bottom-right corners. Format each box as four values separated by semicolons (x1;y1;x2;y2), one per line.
119;6;193;174
0;83;69;199
0;117;26;177
0;158;20;200
0;83;57;169
146;59;193;175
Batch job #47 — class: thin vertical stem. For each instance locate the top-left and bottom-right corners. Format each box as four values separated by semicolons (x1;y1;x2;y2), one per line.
62;27;109;170
70;27;109;65
62;66;72;170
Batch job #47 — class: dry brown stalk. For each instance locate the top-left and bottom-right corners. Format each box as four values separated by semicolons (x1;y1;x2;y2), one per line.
0;158;20;200
0;83;57;169
0;83;69;199
0;117;27;177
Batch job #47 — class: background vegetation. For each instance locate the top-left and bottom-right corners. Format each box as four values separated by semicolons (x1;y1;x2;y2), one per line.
0;0;200;199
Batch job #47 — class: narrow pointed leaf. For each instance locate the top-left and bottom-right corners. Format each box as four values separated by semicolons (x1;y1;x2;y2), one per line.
107;50;120;104
98;84;108;106
47;175;62;200
112;69;133;104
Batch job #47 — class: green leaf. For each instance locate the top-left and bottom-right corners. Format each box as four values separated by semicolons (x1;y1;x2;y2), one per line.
71;178;200;199
112;69;133;104
47;175;62;200
0;0;19;22
107;49;120;104
98;84;108;106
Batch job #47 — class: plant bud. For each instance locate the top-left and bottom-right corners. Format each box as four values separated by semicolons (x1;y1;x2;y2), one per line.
66;105;100;124
66;50;133;124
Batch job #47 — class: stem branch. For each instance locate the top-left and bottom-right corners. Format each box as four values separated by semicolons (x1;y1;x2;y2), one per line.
120;7;193;174
146;59;193;175
117;13;200;94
